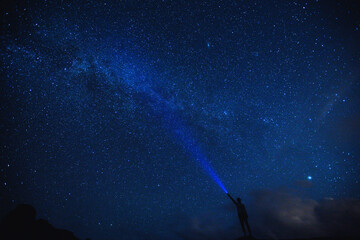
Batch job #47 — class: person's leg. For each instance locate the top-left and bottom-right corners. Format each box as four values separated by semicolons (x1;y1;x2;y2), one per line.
240;220;247;237
245;219;252;236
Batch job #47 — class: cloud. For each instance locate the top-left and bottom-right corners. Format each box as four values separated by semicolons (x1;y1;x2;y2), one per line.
171;189;360;240
314;197;360;237
250;189;360;239
170;212;238;240
250;189;321;239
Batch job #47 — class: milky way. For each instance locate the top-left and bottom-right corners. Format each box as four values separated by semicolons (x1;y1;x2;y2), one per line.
1;1;359;239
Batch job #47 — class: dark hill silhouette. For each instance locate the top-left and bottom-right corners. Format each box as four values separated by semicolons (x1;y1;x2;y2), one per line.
0;204;84;240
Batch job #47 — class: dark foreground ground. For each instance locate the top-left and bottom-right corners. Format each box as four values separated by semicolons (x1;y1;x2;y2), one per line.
1;204;359;240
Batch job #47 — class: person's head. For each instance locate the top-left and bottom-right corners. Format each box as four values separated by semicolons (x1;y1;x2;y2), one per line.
237;198;241;203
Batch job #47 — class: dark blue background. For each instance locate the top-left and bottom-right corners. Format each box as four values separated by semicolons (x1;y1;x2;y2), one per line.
1;1;359;239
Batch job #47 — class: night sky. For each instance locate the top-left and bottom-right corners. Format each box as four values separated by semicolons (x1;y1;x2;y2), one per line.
1;0;360;239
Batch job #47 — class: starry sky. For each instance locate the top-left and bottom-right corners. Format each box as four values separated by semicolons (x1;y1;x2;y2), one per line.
1;0;360;239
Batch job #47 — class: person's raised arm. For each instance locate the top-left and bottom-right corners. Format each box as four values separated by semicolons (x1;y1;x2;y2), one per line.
227;193;237;205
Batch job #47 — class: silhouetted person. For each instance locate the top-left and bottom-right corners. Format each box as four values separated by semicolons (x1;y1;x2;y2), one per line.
227;193;252;238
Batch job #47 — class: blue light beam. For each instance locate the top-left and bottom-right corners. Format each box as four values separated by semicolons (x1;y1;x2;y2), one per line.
132;87;228;193
171;118;228;194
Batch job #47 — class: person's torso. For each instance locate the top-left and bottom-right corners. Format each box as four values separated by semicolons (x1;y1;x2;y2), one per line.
236;204;247;218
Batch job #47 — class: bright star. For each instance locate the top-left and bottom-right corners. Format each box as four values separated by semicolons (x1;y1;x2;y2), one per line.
307;176;312;180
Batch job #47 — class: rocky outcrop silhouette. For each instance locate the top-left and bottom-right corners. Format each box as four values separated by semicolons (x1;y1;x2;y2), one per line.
0;204;82;240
